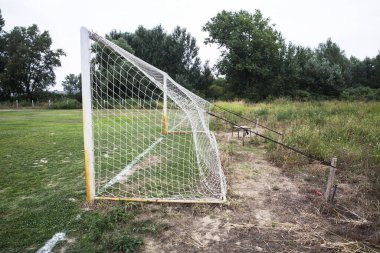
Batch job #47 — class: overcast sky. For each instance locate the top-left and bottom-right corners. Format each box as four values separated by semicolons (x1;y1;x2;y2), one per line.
1;0;380;90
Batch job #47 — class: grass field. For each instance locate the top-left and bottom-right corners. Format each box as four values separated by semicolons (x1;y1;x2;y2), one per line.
0;110;161;252
1;101;379;252
0;108;221;252
91;108;224;201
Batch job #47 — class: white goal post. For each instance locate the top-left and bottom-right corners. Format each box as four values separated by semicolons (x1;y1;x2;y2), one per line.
80;27;226;203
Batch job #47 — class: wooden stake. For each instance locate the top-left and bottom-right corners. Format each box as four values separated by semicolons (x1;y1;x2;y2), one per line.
242;129;245;146
255;118;259;139
324;157;337;201
277;133;284;151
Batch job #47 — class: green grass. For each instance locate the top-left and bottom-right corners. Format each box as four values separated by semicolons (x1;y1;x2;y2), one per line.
91;108;209;200
0;110;162;252
214;99;380;197
0;110;84;252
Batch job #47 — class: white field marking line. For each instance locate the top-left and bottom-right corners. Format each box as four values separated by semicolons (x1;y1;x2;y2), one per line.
100;116;188;192
36;232;65;253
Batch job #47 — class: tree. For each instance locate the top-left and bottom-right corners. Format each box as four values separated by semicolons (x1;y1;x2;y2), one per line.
0;24;65;100
349;56;377;88
373;52;380;89
316;38;350;87
0;9;6;99
0;9;4;33
62;73;81;95
108;25;209;91
303;55;344;97
203;10;285;100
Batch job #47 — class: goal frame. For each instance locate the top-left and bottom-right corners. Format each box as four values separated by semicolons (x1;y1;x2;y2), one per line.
80;27;226;204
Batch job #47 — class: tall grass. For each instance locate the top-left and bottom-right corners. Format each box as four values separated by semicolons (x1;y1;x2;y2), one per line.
214;99;380;196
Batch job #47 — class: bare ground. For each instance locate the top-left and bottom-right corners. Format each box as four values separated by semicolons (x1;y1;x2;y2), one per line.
138;132;380;253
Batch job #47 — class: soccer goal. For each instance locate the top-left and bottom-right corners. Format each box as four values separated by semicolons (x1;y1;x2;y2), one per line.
80;27;226;203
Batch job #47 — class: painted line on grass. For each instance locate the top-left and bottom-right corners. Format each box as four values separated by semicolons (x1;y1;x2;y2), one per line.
36;232;65;253
102;136;164;190
100;116;189;192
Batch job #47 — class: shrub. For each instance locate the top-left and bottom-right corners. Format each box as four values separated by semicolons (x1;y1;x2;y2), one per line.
340;86;380;101
290;90;312;101
49;99;82;109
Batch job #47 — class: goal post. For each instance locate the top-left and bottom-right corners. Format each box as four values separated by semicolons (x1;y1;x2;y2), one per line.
162;75;168;135
80;27;226;203
80;27;95;202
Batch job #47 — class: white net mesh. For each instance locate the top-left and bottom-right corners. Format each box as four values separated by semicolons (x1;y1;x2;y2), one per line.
87;30;226;202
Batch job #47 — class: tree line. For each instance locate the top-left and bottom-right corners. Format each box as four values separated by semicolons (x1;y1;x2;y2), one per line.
0;9;379;103
203;10;380;101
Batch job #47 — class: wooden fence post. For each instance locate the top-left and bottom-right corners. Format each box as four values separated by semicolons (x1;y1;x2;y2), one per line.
242;129;245;146
16;100;18;109
277;133;284;151
255;118;259;139
324;157;338;201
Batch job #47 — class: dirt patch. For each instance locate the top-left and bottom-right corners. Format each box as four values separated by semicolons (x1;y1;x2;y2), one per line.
139;132;380;253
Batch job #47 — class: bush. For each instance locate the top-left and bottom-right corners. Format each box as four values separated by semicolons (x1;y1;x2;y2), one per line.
340;86;380;101
49;99;82;109
289;90;312;101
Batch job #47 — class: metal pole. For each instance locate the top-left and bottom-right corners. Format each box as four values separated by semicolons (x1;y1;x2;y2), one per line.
162;74;168;134
81;27;95;202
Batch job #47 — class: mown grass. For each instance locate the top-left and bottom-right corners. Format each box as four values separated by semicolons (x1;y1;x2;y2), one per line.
91;108;209;200
0;110;162;252
213;99;380;197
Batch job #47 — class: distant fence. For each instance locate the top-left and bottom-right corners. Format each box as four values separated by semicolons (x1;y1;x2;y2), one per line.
0;99;82;109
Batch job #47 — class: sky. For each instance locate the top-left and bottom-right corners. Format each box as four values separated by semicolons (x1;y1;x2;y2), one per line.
1;0;380;91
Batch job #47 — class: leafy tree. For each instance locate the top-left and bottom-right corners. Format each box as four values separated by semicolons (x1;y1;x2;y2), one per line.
0;9;4;33
0;9;6;99
108;25;209;91
106;32;134;53
373;52;380;88
316;38;350;86
203;10;285;100
303;55;344;97
276;43;302;97
316;39;348;69
62;74;81;95
207;78;230;99
0;24;65;100
349;56;376;88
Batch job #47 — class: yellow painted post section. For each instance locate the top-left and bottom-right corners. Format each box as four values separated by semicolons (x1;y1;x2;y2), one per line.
84;149;93;202
162;113;168;135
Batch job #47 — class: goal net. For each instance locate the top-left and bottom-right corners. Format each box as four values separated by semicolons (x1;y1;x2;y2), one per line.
80;27;226;203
